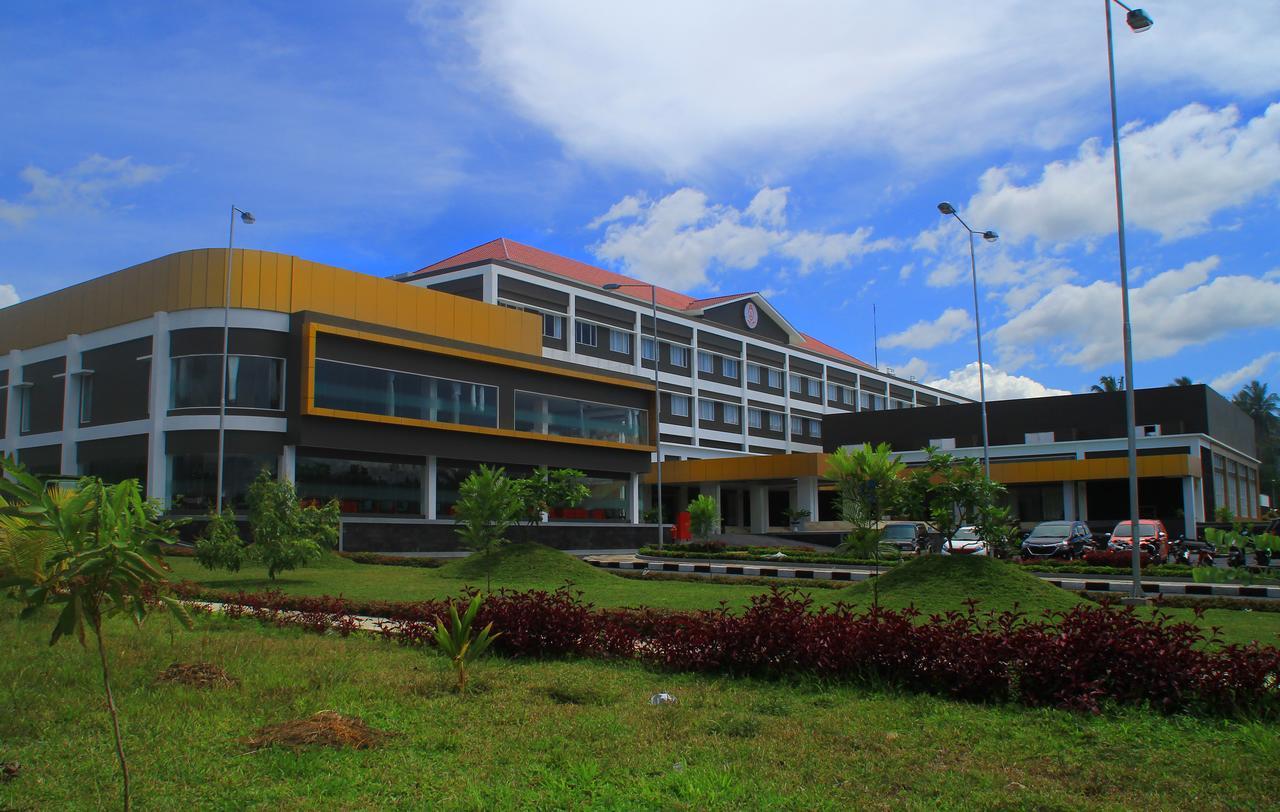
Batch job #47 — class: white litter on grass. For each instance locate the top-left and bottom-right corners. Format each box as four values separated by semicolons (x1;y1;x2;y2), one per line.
764;551;789;559
649;692;678;705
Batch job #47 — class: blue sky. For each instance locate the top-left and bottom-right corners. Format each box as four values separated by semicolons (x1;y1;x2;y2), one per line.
3;1;1279;401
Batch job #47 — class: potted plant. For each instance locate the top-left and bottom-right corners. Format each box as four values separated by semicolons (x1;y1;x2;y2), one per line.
782;507;811;531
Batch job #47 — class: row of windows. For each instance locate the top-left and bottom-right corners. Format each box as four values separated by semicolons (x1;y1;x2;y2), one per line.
790;373;822;399
666;395;820;438
746;363;784;389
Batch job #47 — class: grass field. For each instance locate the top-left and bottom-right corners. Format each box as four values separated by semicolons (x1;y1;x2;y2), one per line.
166;545;1280;648
3;606;1280;811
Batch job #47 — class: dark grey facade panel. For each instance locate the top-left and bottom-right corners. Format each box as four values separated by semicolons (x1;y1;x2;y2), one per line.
1204;387;1257;456
826;367;858;386
659;394;693;425
749;444;783;454
698;368;740;387
789;357;822;376
78;434;148;465
701;300;790;343
695;330;743;356
698;391;740;404
660;433;693;445
748;425;785;440
20;356;65;435
497;277;569;311
170;327;289;358
745;345;786;365
426;276;484;301
657;381;693;395
746;398;783;411
576;298;634;329
639;315;693;342
542;333;568;352
698;438;742;451
915;393;939;407
858;376;887;394
889;384;913;401
790;407;824;421
81;337;151;426
165;429;285;456
17;443;60;475
747;379;784;396
1085;446;1193;459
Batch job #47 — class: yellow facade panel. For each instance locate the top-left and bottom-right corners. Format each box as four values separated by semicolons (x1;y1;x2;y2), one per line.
239;250;260;310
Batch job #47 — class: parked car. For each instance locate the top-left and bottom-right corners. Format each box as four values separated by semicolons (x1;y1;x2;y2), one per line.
1020;521;1093;560
942;526;989;556
1109;520;1169;558
879;521;943;554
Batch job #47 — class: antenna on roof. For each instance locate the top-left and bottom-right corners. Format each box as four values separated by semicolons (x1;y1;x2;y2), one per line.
872;303;880;371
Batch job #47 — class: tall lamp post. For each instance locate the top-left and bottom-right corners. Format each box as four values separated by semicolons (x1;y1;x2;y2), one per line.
1104;2;1153;600
937;202;998;480
603;282;665;550
215;205;256;515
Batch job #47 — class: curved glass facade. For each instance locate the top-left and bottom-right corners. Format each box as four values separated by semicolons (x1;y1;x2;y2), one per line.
313;358;497;428
513;390;647;445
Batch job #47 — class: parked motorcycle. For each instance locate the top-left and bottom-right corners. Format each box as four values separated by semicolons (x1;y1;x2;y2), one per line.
1227;545;1247;569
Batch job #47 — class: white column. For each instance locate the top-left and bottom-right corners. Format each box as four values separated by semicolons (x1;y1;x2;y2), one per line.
3;349;22;458
632;309;643;370
627;472;641;523
782;354;793;453
1181;476;1198;540
482;265;498;304
59;334;82;476
567;293;578;362
749;484;769;533
425;455;437;519
1062;481;1076;520
1078;481;1089;522
146;313;170;504
690;332;701;447
797;476;819;526
280;445;297;484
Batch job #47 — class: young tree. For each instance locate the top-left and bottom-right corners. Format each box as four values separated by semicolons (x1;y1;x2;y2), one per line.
0;459;193;812
194;508;246;572
825;443;905;606
245;470;340;580
453;465;522;592
898;448;1004;546
510;466;590;540
687;494;720;543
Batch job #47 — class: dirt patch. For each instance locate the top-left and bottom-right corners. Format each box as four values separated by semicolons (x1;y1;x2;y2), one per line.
155;662;240;689
2;761;19;782
245;711;387;751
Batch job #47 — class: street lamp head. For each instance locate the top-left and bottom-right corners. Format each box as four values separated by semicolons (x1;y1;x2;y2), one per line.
1126;8;1153;32
937;202;956;215
240;211;256;225
982;231;999;243
603;283;622;290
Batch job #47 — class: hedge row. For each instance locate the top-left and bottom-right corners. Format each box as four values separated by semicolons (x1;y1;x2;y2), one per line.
175;582;1280;718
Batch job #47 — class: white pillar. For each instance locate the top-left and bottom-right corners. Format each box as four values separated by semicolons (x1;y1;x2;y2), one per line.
425;455;437;519
1181;476;1198;540
749;484;769;533
628;472;641;523
1062;481;1076;520
567;293;578;362
482;265;498;304
59;334;82;476
797;476;819;526
146;314;169;505
3;349;22;458
280;445;296;484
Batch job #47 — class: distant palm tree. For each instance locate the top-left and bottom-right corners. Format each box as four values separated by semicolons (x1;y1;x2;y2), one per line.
1234;380;1279;435
1090;375;1124;393
1171;376;1193;386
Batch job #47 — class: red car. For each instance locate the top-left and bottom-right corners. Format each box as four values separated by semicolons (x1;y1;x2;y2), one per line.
1109;520;1170;558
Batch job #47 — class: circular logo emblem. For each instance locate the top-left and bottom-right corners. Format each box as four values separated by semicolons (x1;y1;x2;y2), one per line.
744;301;759;329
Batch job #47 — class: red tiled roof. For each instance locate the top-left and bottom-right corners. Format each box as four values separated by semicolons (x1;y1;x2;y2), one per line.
409;238;872;368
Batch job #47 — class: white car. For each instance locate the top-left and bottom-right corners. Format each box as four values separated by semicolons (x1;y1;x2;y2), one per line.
942;526;989;556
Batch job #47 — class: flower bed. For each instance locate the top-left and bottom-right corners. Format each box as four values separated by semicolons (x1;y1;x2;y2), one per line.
173;582;1280;718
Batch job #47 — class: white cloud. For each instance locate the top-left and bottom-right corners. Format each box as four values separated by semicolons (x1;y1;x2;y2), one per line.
965;103;1280;244
0;284;19;309
589;187;891;290
0;154;168;226
881;307;972;351
434;2;1280;174
1211;352;1280;393
927;362;1071;402
993;256;1280;369
888;357;932;382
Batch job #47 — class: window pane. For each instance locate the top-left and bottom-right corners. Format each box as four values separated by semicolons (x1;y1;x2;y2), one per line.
671;395;689;416
609;330;631;354
168;452;277;512
698;351;714;373
790;374;803;393
747;364;761;384
670;346;688;368
641;337;656;360
723;358;739;378
698;399;715;420
543;313;563;339
575;322;597;346
313;359;497;428
748;408;762;428
768;412;782;432
807;378;820;398
767;368;782;388
171;354;282;410
296;455;423;516
724;404;740;425
514;391;648;444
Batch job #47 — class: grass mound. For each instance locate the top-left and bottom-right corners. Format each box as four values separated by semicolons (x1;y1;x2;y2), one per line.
438;542;615;588
155;662;239;689
845;554;1084;615
245;711;385;751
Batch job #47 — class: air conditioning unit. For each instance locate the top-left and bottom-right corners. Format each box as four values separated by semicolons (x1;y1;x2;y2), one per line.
1140;424;1161;437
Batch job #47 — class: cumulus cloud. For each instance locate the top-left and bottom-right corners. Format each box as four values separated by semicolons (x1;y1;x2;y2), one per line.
881;308;973;351
993;257;1280;369
887;357;932;382
0;284;19;309
1211;352;1280;394
965;103;1280;244
0;154;168;226
927;362;1071;401
431;2;1280;174
589;187;892;290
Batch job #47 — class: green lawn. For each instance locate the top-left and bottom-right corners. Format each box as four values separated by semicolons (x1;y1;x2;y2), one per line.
165;546;1280;647
3;607;1279;810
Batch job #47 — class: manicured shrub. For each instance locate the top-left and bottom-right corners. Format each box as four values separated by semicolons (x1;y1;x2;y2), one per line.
336;551;444;569
1083;550;1152;569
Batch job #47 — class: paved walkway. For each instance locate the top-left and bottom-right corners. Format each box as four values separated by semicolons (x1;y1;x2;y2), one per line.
585;554;1280;601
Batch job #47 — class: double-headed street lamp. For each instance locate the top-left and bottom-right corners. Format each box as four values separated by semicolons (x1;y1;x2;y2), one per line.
215;205;256;515
603;281;665;550
1105;1;1152;599
937;202;998;480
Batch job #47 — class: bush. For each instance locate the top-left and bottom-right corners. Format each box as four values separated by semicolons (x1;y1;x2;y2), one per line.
195;509;247;572
687;495;719;542
1082;550;1152;569
337;552;444;569
182;583;1280;718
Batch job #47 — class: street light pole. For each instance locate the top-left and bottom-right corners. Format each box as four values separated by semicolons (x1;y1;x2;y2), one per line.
604;282;665;550
215;205;255;515
937;202;998;480
1105;1;1152;600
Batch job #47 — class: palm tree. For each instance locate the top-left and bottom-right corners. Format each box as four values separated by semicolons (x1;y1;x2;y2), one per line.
1234;380;1279;435
1090;375;1125;393
1171;376;1193;386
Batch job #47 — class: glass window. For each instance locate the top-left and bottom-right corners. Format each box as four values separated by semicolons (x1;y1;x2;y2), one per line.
698;351;714;373
791;415;804;435
747;363;762;384
18;387;30;433
543;313;564;339
723;358;739;379
670;394;690;417
698;398;715;421
575;321;597;347
1025;431;1055;444
670;345;689;368
808;418;822;438
790;373;803;394
609;329;631;354
807;378;821;398
768;411;783;432
171;354;283;410
168;452;278;512
724;403;740;425
827;383;840;402
767;368;782;389
748;408;763;429
842;386;855;405
296;455;423;516
313;358;497;428
514;391;648;444
78;375;93;423
641;336;656;361
861;392;885;411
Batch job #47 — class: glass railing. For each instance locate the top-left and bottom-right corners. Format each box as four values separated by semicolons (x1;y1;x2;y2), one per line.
313;359;497;428
513;390;648;445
